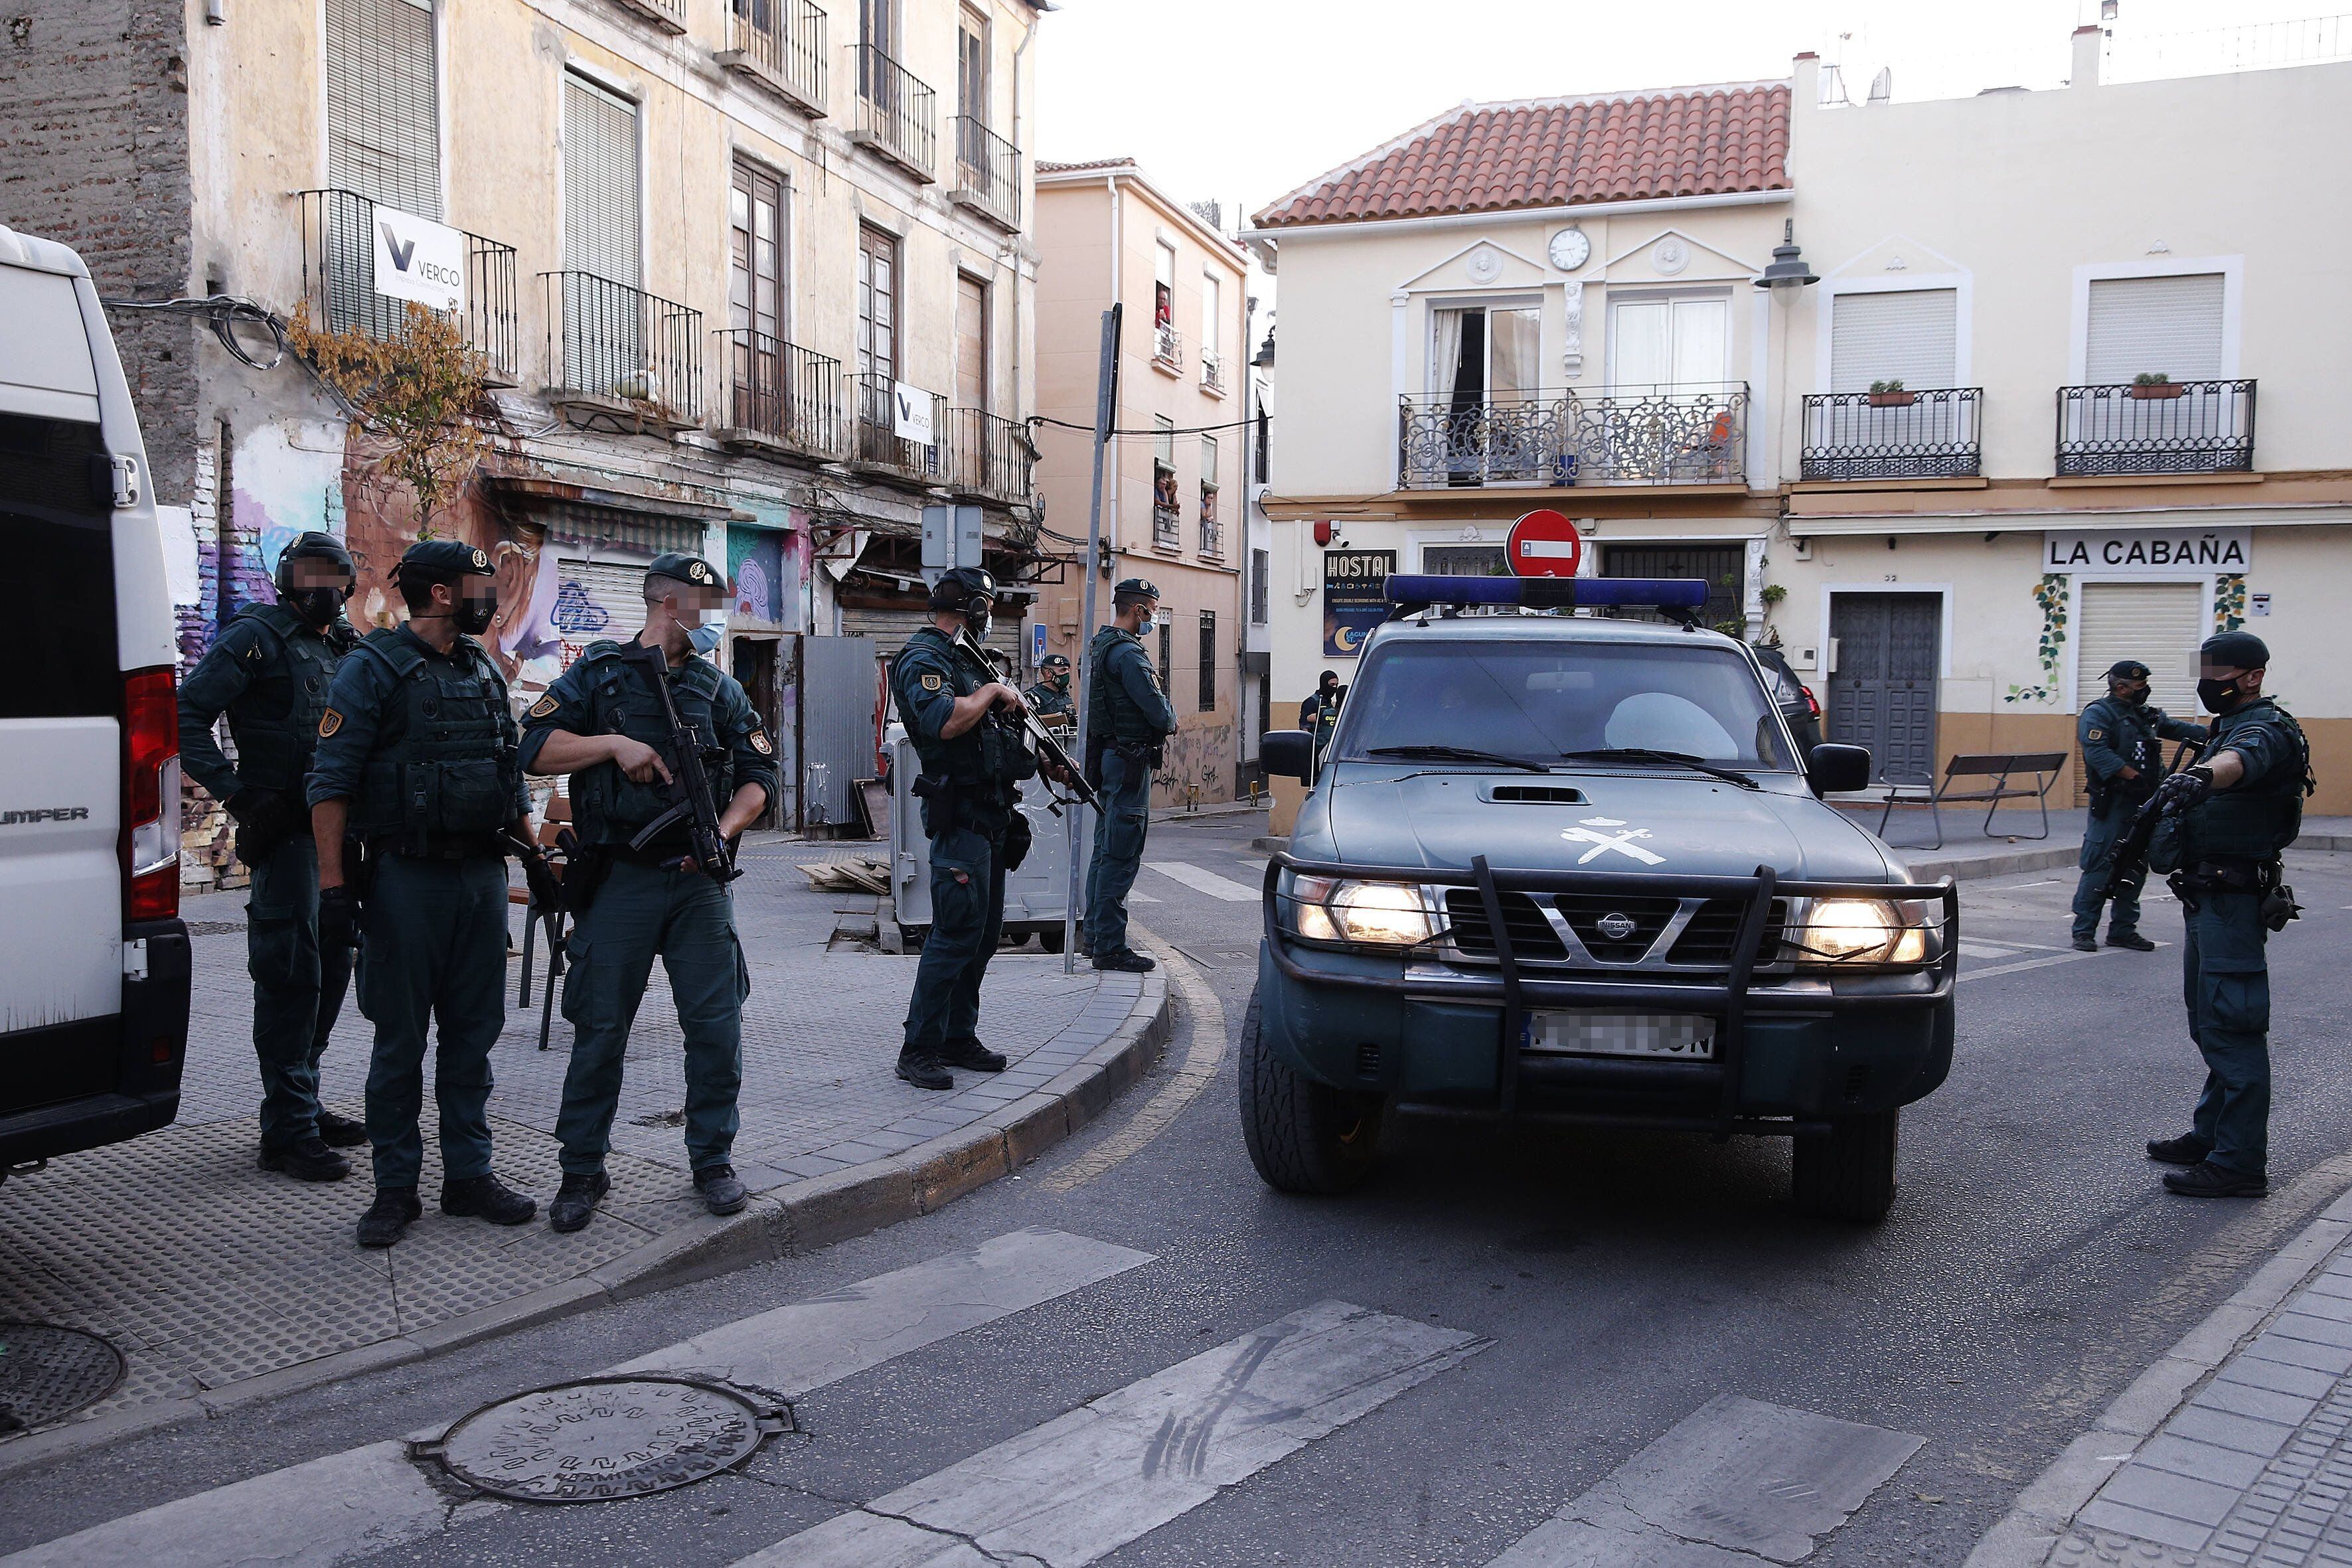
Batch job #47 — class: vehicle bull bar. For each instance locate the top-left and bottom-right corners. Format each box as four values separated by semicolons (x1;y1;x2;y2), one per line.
1260;851;1959;1132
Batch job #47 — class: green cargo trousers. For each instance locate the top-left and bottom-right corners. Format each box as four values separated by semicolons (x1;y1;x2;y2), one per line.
356;854;509;1190
246;833;354;1148
557;860;748;1177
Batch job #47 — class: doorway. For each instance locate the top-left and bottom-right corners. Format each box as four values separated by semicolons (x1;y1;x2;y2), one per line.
1826;593;1940;785
731;635;784;828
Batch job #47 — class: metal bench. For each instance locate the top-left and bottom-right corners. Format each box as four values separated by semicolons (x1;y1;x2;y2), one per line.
1875;751;2069;850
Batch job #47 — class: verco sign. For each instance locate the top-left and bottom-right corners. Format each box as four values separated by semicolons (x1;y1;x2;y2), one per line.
370;206;466;314
2043;526;2251;577
892;382;937;443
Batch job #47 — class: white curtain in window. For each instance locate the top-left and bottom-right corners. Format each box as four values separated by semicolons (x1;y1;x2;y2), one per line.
1430;307;1466;401
1490;307;1540;403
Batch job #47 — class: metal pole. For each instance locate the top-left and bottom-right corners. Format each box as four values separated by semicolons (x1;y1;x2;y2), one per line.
1064;303;1121;973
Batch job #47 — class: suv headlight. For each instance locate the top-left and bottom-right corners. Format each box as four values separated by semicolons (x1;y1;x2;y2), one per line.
1783;897;1941;968
1276;871;1439;949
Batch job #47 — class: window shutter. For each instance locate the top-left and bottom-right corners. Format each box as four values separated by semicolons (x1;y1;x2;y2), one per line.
2085;274;2225;385
325;0;442;217
2075;581;2207;717
564;74;642;287
552;558;651;672
1830;289;1958;392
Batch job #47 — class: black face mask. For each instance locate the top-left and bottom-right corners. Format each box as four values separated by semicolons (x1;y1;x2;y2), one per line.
287;588;345;628
453;593;497;637
2197;676;2243;714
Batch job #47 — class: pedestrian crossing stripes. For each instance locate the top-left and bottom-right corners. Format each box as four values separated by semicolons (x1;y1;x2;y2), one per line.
734;1300;1488;1567
1144;860;1261;902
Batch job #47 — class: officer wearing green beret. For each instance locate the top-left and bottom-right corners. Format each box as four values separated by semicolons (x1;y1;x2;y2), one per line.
1083;578;1178;973
308;538;538;1247
2071;658;2207;953
891;566;1038;1090
2144;630;2313;1200
180;532;366;1182
1025;653;1075;725
521;552;778;1231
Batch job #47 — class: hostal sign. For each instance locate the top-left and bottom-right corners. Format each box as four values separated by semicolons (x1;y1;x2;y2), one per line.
2043;527;2250;578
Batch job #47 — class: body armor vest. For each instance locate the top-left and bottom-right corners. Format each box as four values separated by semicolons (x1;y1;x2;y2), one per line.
349;629;518;856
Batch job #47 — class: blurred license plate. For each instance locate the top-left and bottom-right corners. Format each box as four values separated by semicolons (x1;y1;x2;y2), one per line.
1520;1012;1716;1059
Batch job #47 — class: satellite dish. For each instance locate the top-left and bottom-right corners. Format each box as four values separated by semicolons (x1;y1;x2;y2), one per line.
1867;66;1893;104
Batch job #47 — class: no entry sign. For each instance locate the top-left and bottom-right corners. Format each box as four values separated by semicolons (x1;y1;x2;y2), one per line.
1507;509;1582;578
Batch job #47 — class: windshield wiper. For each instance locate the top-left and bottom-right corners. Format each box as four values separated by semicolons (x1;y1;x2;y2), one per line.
1364;744;1553;774
1558;747;1762;791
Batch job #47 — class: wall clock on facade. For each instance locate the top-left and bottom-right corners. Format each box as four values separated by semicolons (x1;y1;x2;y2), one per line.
1547;228;1590;272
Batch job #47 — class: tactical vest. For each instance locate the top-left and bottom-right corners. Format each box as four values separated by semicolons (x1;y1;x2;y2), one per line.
2186;699;2311;863
900;628;1024;834
222;603;350;795
564;642;737;848
348;629;519;857
1087;627;1160;744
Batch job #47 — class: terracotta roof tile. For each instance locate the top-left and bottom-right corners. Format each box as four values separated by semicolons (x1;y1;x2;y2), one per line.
1253;82;1790;230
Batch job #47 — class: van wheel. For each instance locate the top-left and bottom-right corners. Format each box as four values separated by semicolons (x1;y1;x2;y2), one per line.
1239;984;1383;1194
1038;925;1066;954
1792;1109;1899;1222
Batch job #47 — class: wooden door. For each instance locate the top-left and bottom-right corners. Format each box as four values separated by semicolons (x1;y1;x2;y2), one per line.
1827;593;1940;784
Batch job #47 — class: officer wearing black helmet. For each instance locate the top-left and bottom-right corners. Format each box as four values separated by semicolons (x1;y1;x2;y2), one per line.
179;532;365;1182
1025;653;1075;726
308;538;538;1247
890;566;1037;1090
2071;657;2207;953
1083;577;1179;973
2144;629;2313;1200
521;552;778;1232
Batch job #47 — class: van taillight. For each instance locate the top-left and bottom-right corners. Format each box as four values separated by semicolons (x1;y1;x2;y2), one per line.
123;665;180;924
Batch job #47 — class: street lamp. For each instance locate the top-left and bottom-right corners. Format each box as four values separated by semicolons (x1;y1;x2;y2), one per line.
1755;220;1820;295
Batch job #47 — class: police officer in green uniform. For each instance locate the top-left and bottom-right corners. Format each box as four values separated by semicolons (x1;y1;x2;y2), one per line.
1083;578;1178;974
521;553;778;1232
891;566;1038;1091
180;532;366;1181
1300;670;1345;780
2144;631;2312;1200
1025;653;1075;726
308;540;538;1247
2071;659;2207;953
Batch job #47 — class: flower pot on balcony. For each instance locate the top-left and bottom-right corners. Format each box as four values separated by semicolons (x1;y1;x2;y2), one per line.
2128;382;2186;400
1865;390;1917;407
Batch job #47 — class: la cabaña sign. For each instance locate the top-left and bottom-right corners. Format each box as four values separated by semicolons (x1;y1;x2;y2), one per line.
2043;527;2250;578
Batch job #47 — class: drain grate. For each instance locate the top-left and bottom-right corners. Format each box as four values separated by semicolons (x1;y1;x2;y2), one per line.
0;1322;126;1434
415;1375;787;1502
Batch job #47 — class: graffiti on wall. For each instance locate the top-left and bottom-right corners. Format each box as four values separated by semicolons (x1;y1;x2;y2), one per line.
1153;720;1237;808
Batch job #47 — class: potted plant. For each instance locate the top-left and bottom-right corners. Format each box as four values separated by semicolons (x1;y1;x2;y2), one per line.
1867;378;1916;407
2129;372;2185;400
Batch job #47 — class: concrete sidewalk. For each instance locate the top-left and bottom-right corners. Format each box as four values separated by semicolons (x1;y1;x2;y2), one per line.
0;832;1167;1469
1847;802;2352;884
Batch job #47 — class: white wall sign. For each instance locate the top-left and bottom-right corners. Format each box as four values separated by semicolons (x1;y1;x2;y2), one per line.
370;206;466;313
893;382;937;443
2043;526;2250;576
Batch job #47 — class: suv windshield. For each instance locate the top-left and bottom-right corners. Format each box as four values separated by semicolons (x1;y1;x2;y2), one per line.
1336;636;1792;771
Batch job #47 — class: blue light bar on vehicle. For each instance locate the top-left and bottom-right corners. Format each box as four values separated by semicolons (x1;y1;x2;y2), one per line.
1385;575;1711;617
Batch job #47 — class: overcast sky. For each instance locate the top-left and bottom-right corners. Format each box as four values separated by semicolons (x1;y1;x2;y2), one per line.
1031;0;2332;234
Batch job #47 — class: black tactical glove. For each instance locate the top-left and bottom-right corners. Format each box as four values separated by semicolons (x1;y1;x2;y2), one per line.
2154;765;2216;815
226;787;299;841
317;884;360;951
504;832;566;913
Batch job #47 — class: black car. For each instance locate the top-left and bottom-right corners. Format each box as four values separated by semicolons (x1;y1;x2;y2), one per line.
1751;641;1823;759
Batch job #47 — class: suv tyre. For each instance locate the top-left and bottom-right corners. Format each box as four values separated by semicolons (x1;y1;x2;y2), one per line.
1792;1109;1899;1222
1239;984;1383;1194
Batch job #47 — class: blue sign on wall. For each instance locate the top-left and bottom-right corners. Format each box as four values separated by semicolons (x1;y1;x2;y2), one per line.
1032;621;1048;671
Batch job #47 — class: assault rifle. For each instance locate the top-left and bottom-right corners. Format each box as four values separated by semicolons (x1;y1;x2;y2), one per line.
2100;739;2205;903
951;625;1101;813
621;642;741;883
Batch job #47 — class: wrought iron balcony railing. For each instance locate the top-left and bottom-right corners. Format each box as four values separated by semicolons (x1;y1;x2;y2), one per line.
1200;510;1223;559
944;406;1034;503
601;0;686;34
1152;322;1184;372
1152;485;1181;549
1397;391;1571;488
1200;350;1227;397
851;372;945;479
722;0;826;116
296;189;519;384
1397;384;1749;488
2055;380;2256;477
850;44;936;181
540;271;702;423
718;329;842;456
949;116;1021;229
1800;388;1982;481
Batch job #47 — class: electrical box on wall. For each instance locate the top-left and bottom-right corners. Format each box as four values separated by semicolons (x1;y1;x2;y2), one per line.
1791;538;1812;562
1791;647;1818;670
1825;638;1841;674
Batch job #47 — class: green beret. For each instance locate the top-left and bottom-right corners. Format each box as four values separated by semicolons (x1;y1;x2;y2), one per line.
396;538;494;581
647;552;726;593
1113;577;1161;600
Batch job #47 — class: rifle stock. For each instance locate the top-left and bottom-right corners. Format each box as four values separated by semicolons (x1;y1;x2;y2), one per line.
953;627;1101;811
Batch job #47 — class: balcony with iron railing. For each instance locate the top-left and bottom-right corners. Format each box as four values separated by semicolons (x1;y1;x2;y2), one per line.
1396;384;1749;489
2055;380;2256;477
1200;501;1223;560
1800;388;1982;481
720;0;826;117
600;0;686;34
851;372;945;480
1152;466;1181;548
296;189;519;384
1200;350;1227;397
944;406;1034;504
1152;321;1184;374
949;116;1021;230
850;44;936;182
539;271;702;424
716;329;842;457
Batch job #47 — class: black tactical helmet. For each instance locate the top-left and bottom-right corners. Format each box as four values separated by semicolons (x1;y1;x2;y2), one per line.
2201;630;2270;670
929;566;997;618
274;531;355;597
647;551;726;594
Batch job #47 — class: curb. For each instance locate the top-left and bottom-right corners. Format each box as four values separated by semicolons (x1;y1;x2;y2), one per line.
1251;836;1289;854
0;969;1171;1480
1897;844;2084;882
1964;1176;2352;1567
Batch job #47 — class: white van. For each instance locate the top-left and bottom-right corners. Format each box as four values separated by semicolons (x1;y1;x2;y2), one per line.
0;224;189;1178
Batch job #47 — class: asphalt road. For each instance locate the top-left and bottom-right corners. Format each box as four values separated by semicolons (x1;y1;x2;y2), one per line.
9;822;2352;1567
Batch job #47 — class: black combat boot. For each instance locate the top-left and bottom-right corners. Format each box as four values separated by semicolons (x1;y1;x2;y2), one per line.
2070;935;2098;953
548;1171;609;1234
694;1164;749;1216
258;1135;351;1182
896;1052;953;1091
1093;949;1155;973
315;1108;368;1148
2146;1134;2212;1166
356;1187;422;1249
2163;1161;2268;1199
941;1038;1008;1072
2106;932;2157;951
441;1172;536;1225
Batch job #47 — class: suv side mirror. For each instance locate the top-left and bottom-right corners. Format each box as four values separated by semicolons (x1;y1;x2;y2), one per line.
1262;729;1314;784
1806;743;1871;796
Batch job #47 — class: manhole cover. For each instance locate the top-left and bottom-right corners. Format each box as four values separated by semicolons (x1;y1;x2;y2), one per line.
0;1322;125;1434
416;1375;786;1502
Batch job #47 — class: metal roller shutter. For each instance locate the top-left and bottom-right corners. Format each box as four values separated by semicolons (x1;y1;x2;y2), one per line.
1830;289;1957;392
2086;275;2225;384
564;74;642;287
839;607;1022;666
2075;580;2207;718
553;558;650;671
326;0;442;216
